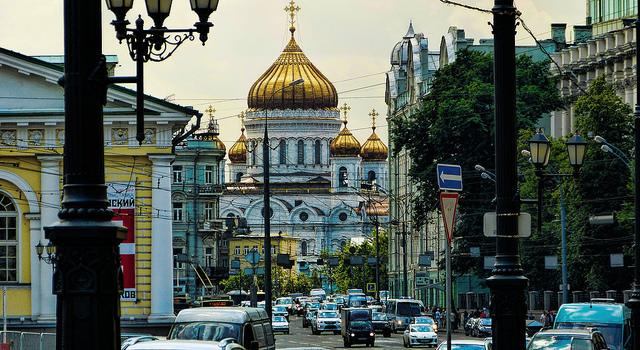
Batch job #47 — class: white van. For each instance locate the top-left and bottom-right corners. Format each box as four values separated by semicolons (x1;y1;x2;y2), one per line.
168;307;275;350
310;288;326;301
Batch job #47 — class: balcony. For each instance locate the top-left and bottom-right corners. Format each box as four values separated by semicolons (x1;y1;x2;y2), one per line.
198;220;224;232
199;184;224;196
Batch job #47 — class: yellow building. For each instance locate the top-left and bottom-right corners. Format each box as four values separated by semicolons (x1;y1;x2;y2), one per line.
228;233;299;272
0;47;198;324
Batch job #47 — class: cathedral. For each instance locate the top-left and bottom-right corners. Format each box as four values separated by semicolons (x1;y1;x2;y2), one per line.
220;1;389;272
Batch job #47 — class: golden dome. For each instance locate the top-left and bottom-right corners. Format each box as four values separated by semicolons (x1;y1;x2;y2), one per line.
330;121;361;157
195;113;226;151
360;109;388;161
228;129;247;163
247;3;337;110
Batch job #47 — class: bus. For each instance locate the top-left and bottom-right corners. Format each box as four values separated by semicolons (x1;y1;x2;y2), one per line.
384;298;424;333
553;302;631;350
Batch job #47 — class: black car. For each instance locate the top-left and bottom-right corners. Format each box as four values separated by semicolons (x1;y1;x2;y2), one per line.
371;312;391;338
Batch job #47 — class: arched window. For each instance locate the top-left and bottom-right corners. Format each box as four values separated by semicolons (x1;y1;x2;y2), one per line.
301;241;308;256
251;141;256;165
297;140;305;165
314;140;321;165
368;170;377;183
339;167;348;188
0;194;17;282
279;140;287;165
235;172;243;183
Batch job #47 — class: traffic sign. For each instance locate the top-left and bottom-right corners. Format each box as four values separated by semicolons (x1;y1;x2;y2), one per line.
436;164;463;191
440;192;459;243
483;212;531;238
245;250;261;265
366;283;377;293
244;267;265;276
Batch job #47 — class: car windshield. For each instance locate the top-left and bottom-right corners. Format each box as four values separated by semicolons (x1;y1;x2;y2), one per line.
416;317;434;324
276;297;292;305
373;313;387;321
273;316;287;322
351;321;372;330
308;303;320;309
324;304;337;310
336;298;345;304
556;322;621;350
274;306;287;312
397;302;422;317
448;345;485;350
168;322;240;342
411;325;433;333
480;318;492;326
319;312;338;318
528;334;592;350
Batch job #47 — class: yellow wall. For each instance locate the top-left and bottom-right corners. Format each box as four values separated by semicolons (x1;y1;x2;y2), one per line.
229;235;298;271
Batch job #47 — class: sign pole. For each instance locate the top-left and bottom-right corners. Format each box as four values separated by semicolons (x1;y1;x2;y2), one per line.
439;191;459;350
446;235;452;350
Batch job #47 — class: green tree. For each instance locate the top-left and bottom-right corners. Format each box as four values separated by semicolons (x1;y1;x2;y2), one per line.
392;49;563;279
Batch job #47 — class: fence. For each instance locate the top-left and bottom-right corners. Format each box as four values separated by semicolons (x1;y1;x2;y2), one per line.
0;332;55;350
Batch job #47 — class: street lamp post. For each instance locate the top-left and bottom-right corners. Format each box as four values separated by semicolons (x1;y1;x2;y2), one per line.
262;78;304;318
43;1;220;348
627;1;640;347
486;1;528;349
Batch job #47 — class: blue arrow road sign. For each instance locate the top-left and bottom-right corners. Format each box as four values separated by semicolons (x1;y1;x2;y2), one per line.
245;250;261;265
437;164;463;191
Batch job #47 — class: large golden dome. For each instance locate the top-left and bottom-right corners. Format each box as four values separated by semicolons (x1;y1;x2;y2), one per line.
247;7;338;111
228;128;247;163
330;121;361;157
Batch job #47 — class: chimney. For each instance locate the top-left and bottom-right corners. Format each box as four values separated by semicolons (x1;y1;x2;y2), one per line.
551;23;567;49
573;25;593;44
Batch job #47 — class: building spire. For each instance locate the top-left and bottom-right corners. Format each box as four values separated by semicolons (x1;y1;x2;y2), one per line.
404;20;415;38
369;108;379;131
284;0;300;36
205;105;216;130
340;103;351;125
239;111;246;132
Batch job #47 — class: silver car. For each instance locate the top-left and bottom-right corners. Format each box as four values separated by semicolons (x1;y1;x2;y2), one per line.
127;339;245;350
312;310;341;335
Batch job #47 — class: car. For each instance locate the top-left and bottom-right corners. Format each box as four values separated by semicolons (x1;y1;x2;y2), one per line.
483;336;530;350
436;340;487;350
303;309;317;328
302;301;320;319
472;318;492;337
273;306;289;321
372;312;392;338
322;302;338;310
402;324;438;348
412;316;438;333
312;310;342;335
464;318;479;336
271;316;290;335
275;297;294;314
369;304;384;313
121;335;159;350
126;339;246;350
527;328;609;350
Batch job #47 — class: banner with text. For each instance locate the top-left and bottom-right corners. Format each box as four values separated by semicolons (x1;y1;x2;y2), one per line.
108;183;136;301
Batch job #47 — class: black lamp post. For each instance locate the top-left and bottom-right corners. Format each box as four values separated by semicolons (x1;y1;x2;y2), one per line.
43;1;219;348
35;241;57;267
626;1;640;348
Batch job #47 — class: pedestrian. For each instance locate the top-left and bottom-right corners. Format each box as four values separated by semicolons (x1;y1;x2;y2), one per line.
540;311;548;327
435;308;442;328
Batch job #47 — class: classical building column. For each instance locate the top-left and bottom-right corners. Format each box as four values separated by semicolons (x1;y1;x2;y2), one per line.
148;155;176;323
37;155;62;322
25;213;41;321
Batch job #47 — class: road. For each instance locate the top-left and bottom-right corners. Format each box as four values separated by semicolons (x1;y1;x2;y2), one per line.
275;315;479;349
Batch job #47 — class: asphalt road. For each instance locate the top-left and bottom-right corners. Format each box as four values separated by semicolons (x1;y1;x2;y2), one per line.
275;315;478;349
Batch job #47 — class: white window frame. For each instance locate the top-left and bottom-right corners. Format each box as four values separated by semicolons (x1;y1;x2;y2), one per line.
172;165;183;184
204;166;213;185
0;194;18;283
173;202;184;221
204;202;214;221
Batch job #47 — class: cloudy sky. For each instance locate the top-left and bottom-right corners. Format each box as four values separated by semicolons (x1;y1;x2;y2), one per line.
0;0;584;147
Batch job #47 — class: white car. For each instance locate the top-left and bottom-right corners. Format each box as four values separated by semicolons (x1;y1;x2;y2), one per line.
312;310;341;335
126;339;245;350
272;316;290;334
403;324;438;348
436;340;487;350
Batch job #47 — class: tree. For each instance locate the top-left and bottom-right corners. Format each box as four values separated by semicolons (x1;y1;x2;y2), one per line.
391;49;563;279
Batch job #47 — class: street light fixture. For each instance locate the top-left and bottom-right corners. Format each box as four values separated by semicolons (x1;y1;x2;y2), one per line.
527;129;551;169
35;241;57;266
566;133;588;173
105;0;220;143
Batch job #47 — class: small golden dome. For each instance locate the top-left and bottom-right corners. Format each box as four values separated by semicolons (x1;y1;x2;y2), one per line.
248;3;337;111
360;129;388;161
330;121;361;157
228;129;247;163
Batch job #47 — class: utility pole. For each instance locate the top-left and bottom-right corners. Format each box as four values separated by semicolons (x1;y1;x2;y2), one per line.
263;108;273;318
485;1;528;350
626;0;640;347
374;217;380;301
402;221;408;298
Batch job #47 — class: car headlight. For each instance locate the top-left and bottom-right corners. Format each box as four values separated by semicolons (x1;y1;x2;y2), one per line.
350;333;355;337
370;332;375;337
397;320;403;325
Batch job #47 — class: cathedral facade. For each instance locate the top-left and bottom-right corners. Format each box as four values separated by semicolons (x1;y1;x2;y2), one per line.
220;3;388;275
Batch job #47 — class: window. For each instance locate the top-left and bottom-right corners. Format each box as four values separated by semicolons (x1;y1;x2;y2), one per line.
339;212;348;222
204;202;214;221
299;212;309;222
297;140;305;165
173;247;185;270
368;170;377;183
235;172;243;183
301;241;308;256
222;239;228;247
279;140;287;165
251;141;257;165
0;195;17;282
172;202;184;221
234;246;240;255
339;167;348;188
222;259;228;268
314;140;321;165
172;165;183;183
244;246;249;255
204;247;214;267
204;165;213;184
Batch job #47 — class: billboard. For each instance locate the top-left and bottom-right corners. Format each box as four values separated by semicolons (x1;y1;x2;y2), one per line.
108;183;136;302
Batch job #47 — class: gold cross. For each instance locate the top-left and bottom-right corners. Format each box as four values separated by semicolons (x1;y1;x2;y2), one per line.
205;105;216;119
238;111;246;130
340;103;351;122
369;108;379;129
284;0;300;34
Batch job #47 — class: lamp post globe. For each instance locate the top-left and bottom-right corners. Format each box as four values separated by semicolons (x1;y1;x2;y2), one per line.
35;241;44;258
145;0;173;28
105;0;134;19
527;130;551;168
190;0;220;22
565;133;587;172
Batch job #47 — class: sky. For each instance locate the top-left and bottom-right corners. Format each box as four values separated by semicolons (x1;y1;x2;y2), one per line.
0;0;585;148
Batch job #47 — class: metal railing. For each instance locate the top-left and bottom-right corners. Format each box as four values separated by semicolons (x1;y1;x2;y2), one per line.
0;331;55;350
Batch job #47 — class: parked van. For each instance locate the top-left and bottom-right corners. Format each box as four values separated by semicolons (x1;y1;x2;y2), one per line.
168;307;275;350
554;302;630;350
